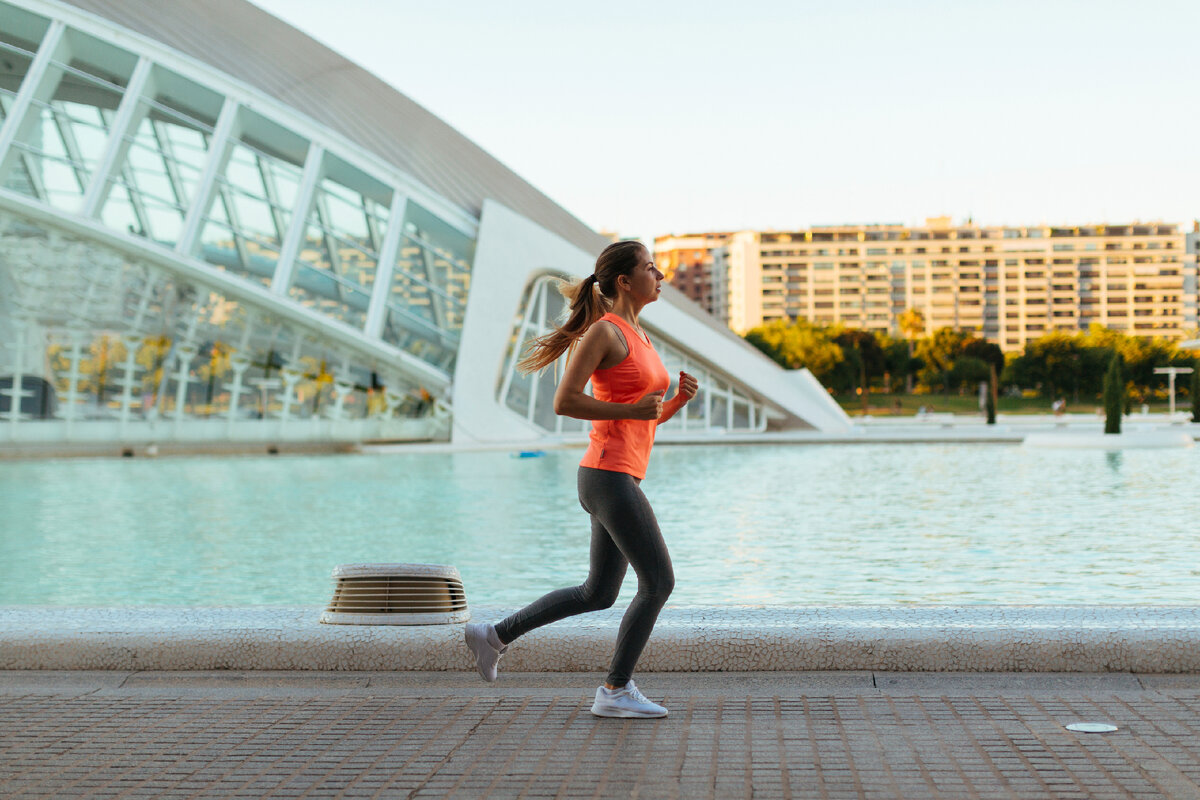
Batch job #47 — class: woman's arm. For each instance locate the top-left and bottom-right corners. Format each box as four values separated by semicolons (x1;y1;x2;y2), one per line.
553;323;663;421
657;371;699;424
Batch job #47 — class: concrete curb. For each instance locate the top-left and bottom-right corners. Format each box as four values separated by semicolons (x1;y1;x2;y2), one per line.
4;605;1200;672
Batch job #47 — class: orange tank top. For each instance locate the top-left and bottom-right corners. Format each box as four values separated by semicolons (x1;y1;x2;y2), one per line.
579;313;670;480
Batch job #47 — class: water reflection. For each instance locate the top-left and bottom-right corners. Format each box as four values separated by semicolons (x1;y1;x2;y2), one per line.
0;443;1196;606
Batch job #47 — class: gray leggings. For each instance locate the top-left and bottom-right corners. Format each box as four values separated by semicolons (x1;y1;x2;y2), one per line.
494;466;675;687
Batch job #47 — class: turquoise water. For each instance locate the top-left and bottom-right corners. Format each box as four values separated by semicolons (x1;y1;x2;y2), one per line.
1;444;1197;606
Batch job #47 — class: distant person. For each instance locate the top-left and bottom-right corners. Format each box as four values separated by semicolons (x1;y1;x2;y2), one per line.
464;240;698;719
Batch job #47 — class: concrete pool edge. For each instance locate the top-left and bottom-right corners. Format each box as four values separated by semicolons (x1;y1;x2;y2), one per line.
3;605;1199;673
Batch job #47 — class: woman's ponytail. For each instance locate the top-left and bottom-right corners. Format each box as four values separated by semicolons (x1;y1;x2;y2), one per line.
515;240;646;375
516;274;608;374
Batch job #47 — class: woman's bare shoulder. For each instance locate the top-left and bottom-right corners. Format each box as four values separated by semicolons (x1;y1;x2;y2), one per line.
586;318;628;367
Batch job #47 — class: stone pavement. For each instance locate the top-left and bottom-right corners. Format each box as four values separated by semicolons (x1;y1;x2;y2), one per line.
3;670;1200;799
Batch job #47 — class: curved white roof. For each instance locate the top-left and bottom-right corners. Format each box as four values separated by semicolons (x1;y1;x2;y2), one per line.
60;0;611;257
52;0;794;373
3;0;851;438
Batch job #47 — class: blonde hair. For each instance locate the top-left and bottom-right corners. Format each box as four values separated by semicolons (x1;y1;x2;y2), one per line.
516;240;646;374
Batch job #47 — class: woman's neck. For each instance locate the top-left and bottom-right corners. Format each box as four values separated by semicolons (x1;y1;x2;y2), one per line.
610;296;643;328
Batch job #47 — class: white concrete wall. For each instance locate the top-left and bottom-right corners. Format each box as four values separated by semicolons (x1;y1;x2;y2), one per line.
453;201;852;443
451;200;596;443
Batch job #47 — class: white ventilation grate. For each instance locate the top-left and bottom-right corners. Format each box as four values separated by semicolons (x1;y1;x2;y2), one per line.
319;563;470;625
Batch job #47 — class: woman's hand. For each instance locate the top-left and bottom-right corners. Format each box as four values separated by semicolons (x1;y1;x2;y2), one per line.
675;371;698;403
630;391;665;420
658;372;699;424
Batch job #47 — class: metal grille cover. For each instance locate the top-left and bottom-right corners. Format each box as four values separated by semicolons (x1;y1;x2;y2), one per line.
320;563;470;625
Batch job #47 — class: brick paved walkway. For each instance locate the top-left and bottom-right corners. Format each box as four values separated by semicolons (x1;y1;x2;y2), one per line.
3;671;1200;799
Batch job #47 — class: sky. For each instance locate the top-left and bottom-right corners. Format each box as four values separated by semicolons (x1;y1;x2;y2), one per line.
248;0;1199;244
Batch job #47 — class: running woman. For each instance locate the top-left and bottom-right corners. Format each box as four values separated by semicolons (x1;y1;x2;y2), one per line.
464;240;698;718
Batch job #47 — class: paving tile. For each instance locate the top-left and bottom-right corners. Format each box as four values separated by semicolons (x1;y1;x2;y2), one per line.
3;672;1200;798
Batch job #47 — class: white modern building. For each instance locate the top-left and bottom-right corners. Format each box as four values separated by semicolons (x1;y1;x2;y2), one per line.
0;0;849;452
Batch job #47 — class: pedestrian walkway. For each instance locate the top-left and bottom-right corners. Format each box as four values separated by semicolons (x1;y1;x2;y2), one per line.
3;670;1199;798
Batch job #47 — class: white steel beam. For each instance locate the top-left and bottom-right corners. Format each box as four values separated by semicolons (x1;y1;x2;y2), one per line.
213;181;250;272
271;142;323;294
175;97;240;257
314;192;347;305
364;189;407;338
0;21;67;186
50;105;89;192
80;56;155;218
150;119;188;214
496;276;542;409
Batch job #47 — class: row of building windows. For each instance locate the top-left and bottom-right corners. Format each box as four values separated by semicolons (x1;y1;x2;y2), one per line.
758;225;1176;245
760;241;1178;258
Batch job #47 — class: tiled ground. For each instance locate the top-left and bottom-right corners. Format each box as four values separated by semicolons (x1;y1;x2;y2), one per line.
2;671;1199;799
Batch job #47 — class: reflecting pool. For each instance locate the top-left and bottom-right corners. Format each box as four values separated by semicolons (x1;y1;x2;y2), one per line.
1;444;1196;606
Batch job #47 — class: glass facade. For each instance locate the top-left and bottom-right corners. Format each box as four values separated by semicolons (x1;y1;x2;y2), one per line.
3;28;136;209
99;66;223;248
0;209;439;430
0;0;481;441
287;156;390;329
498;274;767;435
199;131;304;288
382;201;474;371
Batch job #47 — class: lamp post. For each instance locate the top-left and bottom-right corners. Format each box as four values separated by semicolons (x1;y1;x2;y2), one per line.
1153;366;1194;416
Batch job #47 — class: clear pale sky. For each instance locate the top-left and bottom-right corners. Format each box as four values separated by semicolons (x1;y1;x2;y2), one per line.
249;0;1198;244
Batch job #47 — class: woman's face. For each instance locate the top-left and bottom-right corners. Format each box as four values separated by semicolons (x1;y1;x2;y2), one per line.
623;247;663;304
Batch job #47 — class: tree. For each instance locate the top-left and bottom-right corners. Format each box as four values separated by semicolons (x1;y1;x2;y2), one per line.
880;337;915;393
949;356;990;394
197;341;233;411
81;334;127;408
833;329;884;403
897;308;925;392
1103;354;1123;434
961;338;1004;379
743;318;844;381
743;319;793;369
915;327;971;394
958;337;1003;402
986;363;997;425
1021;332;1081;401
1192;362;1200;423
136;335;172;407
1076;344;1114;400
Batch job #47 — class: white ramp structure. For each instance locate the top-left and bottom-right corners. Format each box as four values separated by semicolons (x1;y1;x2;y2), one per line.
0;0;849;450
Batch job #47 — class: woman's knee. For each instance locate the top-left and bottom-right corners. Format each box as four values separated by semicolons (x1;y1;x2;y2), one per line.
640;567;674;600
661;568;676;598
579;584;620;611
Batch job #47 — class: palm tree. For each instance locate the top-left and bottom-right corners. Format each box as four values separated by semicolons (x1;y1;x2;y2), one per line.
898;308;925;393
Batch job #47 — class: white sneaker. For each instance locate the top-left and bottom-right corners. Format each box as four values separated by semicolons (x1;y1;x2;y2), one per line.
590;680;668;718
464;622;507;682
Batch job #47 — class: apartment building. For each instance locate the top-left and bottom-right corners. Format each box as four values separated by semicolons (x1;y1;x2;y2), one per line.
653;233;732;321
672;218;1197;351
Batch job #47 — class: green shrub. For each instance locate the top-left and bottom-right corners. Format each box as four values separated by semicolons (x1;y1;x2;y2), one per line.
1103;354;1124;434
